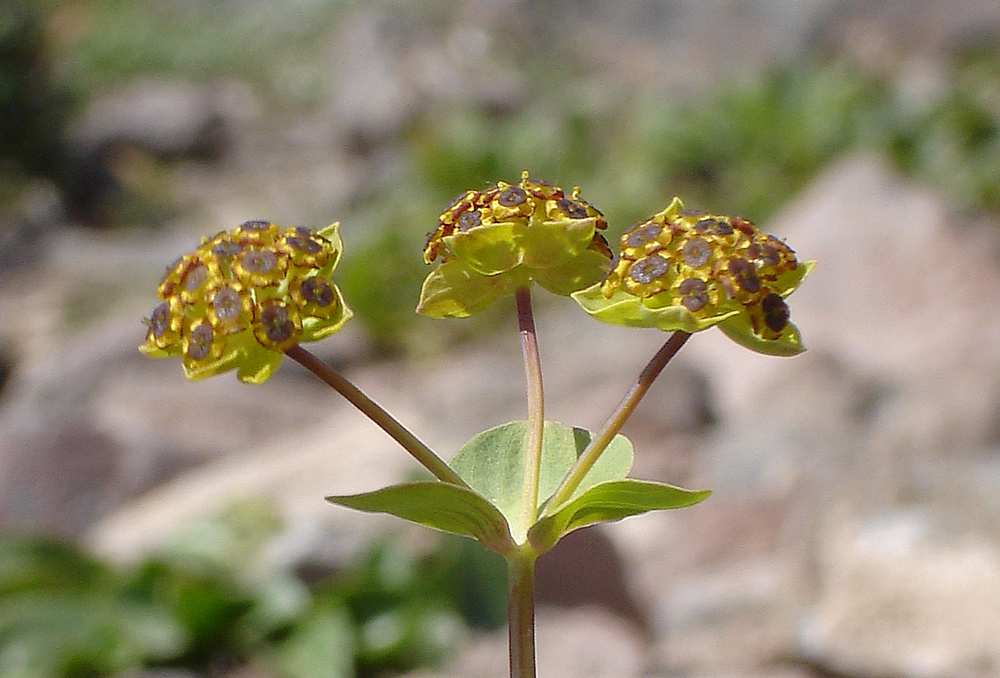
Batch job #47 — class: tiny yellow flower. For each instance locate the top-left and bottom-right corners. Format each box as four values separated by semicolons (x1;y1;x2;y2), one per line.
140;221;352;383
572;198;813;356
417;172;613;318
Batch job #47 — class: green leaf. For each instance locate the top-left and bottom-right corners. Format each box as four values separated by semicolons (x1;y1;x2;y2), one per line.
273;604;355;678
326;483;514;553
442;222;526;275
450;421;633;542
529;480;711;553
531;248;612;297
572;283;739;332
416;260;525;318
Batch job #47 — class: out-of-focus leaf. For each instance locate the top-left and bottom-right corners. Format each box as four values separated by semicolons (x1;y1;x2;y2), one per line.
274;604;355;678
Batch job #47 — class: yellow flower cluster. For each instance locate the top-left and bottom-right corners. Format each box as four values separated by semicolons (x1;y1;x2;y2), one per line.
416;172;614;318
423;172;609;266
140;220;351;383
574;198;812;355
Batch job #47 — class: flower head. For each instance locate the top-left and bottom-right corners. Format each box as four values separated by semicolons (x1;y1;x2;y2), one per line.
572;198;813;356
417;171;613;318
140;221;351;382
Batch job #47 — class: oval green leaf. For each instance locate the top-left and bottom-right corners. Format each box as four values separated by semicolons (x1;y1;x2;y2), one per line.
528;479;711;553
326;482;514;553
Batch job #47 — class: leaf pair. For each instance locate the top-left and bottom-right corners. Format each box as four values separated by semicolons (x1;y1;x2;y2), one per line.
327;421;709;555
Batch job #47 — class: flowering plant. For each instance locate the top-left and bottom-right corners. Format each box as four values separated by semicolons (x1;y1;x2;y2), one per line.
142;175;812;678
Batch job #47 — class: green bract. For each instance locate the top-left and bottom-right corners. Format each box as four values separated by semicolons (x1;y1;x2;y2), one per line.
572;197;814;357
327;421;709;554
417;172;613;318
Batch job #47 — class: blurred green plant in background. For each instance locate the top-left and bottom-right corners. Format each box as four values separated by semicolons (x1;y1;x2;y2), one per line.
0;500;506;678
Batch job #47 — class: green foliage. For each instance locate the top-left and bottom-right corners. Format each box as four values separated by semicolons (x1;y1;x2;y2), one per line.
0;501;506;678
326;420;703;555
338;224;433;353
55;0;343;102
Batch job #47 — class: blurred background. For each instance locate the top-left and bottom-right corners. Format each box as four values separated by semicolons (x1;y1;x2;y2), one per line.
2;0;1000;676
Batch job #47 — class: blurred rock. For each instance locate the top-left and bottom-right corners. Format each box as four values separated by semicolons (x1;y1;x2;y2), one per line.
326;11;418;149
406;606;645;678
537;527;646;628
71;79;245;160
799;510;1000;678
0;180;63;272
0;341;12;401
823;0;1000;73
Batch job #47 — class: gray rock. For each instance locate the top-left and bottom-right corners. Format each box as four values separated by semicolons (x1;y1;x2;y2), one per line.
800;509;1000;678
71;79;245;160
406;606;646;678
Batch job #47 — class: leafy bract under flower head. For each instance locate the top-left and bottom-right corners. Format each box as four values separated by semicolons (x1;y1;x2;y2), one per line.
417;171;613;318
573;198;814;356
140;221;351;383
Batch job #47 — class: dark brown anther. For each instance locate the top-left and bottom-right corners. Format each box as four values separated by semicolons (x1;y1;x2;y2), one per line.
183;264;208;292
629;255;670;284
457;210;482;231
498;186;527;207
149;302;170;338
713;220;734;235
260;303;295;343
729;257;761;293
302;277;335;307
241;249;277;274
287;236;323;254
212;240;242;257
761;292;790;332
557;198;589;219
678;278;709;312
694;218;718;234
212;287;242;322
590;233;613;259
239;220;271;231
731;217;755;235
187;324;213;360
682;238;712;268
625;223;662;248
759;245;780;267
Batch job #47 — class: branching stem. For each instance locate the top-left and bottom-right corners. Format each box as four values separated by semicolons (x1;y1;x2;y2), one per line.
285;344;468;487
515;286;545;529
545;331;691;512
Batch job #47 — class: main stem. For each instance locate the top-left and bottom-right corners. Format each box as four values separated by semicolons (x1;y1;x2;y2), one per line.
284;344;468;487
545;331;691;512
508;553;537;678
515;286;545;528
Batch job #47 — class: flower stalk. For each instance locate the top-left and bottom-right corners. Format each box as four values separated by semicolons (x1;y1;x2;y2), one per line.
507;551;538;678
545;331;691;513
284;344;468;487
515;286;545;528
